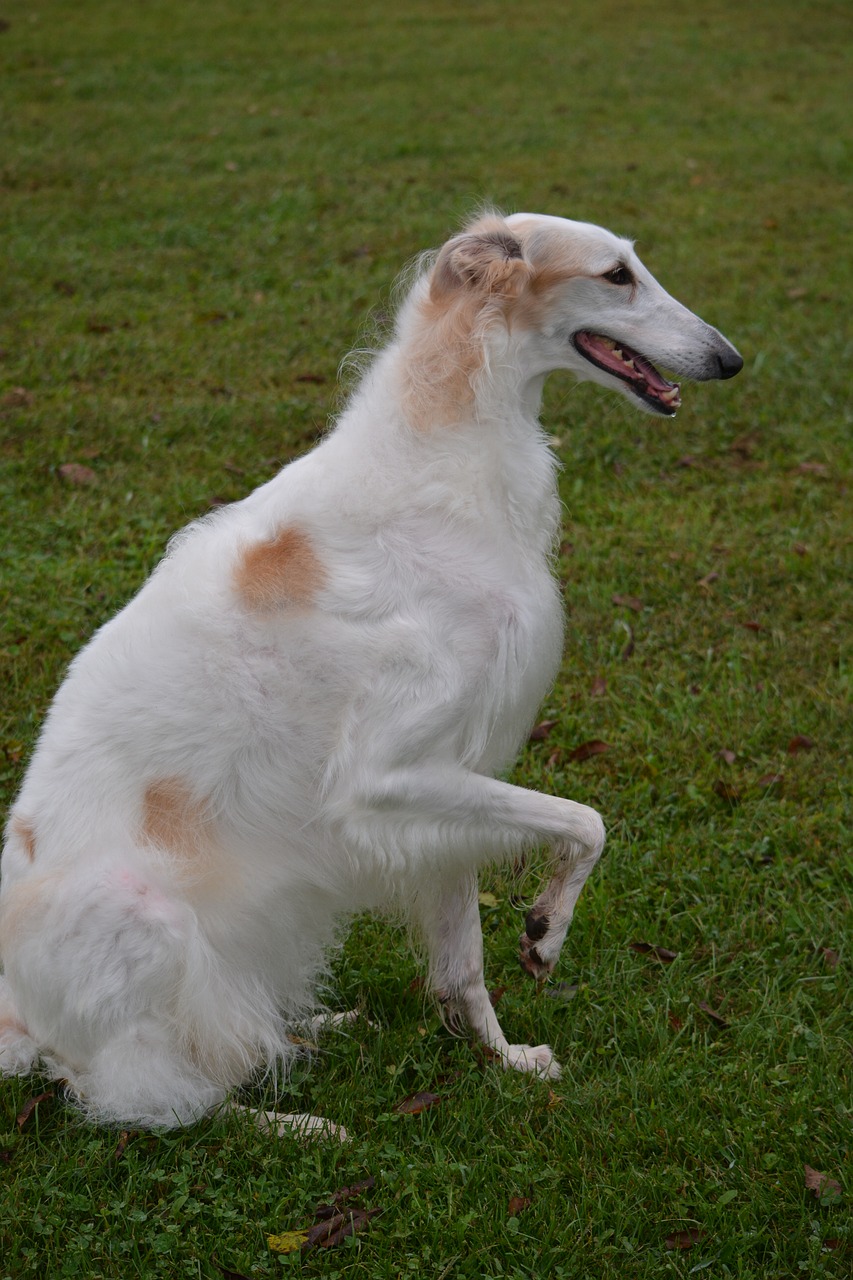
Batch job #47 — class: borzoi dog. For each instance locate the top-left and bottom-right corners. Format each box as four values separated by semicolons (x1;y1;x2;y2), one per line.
0;212;742;1127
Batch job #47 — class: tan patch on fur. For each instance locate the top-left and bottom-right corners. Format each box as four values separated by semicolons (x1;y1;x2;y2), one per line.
141;778;216;862
234;526;326;612
0;875;56;950
9;816;36;863
404;215;534;430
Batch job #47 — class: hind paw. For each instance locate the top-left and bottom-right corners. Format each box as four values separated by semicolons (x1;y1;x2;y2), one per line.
504;1042;561;1080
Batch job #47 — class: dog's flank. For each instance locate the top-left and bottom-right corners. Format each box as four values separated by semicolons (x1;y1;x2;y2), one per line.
0;210;741;1127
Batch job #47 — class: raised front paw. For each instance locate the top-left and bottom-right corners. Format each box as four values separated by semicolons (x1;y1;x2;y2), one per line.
504;1042;561;1080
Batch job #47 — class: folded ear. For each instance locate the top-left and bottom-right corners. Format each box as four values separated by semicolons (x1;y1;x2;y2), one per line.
430;221;531;303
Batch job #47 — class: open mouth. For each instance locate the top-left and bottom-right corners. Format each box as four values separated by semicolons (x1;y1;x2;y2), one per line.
573;331;682;416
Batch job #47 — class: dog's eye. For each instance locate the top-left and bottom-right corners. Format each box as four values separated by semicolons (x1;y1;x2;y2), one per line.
602;265;634;286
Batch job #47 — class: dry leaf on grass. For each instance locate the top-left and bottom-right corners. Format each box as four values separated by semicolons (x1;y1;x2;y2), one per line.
394;1091;441;1115
2;386;34;408
712;779;742;804
821;948;840;970
58;462;97;486
804;1164;842;1204
508;1195;532;1216
612;593;643;612
567;739;610;762
717;748;736;765
665;1227;706;1250
16;1091;53;1131
629;941;678;963
788;735;816;754
529;719;557;741
698;1001;730;1029
303;1207;381;1250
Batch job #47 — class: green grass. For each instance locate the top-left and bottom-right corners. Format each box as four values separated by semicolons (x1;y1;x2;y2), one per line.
1;0;850;1276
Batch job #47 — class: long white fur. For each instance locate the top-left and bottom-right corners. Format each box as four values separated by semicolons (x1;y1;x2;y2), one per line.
0;211;741;1127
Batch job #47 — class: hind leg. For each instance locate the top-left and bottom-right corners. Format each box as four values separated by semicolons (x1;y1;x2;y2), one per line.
1;862;230;1126
0;976;38;1076
413;873;560;1079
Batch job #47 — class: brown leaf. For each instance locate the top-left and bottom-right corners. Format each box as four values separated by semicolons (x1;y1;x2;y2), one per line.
590;676;607;698
792;542;809;556
620;624;635;660
804;1164;842;1203
295;372;327;384
697;571;720;589
612;593;643;612
489;985;507;1006
717;749;736;765
729;435;755;459
665;1227;706;1251
394;1091;441;1115
712;779;742;804
787;735;815;755
2;386;33;409
408;975;425;993
508;1195;531;1216
795;461;829;476
740;620;764;632
567;739;610;763
698;1001;730;1028
629;941;678;963
112;1129;135;1160
822;1238;842;1252
822;948;840;970
303;1207;380;1250
529;719;557;741
757;773;784;789
330;1175;376;1205
16;1091;53;1131
668;1013;684;1031
545;747;562;770
58;462;97;486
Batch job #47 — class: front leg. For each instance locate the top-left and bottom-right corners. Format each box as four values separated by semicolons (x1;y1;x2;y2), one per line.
518;836;605;980
412;874;559;1080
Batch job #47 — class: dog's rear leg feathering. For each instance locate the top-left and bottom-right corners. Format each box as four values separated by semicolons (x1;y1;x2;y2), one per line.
0;209;741;1126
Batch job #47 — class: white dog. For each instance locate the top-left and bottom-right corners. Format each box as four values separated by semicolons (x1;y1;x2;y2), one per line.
0;212;742;1127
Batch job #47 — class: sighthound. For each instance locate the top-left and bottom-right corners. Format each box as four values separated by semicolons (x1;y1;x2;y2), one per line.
0;211;742;1127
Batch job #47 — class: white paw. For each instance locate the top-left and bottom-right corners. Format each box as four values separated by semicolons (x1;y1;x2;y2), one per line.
308;1009;376;1035
504;1043;561;1080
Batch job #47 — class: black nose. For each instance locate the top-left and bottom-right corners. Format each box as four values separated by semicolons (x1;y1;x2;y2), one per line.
716;347;744;379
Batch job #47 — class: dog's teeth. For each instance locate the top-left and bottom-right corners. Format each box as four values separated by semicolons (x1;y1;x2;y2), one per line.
623;358;635;370
601;338;616;350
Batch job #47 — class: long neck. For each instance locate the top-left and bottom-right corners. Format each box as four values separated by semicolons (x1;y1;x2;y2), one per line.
330;324;561;560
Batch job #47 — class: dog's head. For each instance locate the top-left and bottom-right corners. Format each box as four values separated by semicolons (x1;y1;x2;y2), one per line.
425;211;742;417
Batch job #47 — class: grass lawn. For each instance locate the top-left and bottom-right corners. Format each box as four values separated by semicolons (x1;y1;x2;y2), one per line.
1;0;850;1276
